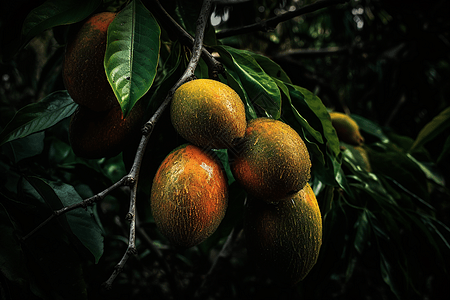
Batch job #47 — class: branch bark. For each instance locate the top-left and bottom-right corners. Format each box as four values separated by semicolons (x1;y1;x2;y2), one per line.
216;0;350;39
103;0;214;289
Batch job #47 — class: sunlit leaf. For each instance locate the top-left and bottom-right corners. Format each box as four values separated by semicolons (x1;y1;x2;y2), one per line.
215;45;281;119
105;0;161;117
0;91;77;146
248;52;292;83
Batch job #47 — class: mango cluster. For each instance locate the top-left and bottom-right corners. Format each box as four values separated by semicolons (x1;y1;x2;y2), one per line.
63;12;144;159
151;78;322;284
229;117;322;285
150;79;247;248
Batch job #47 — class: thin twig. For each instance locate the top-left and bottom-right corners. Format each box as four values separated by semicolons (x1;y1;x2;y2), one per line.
148;0;224;79
21;176;131;241
103;0;214;289
216;0;350;39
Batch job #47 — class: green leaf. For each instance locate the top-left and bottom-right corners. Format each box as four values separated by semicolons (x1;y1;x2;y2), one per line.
20;0;101;51
0;91;77;146
290;84;341;157
215;45;281;119
438;135;450;164
2;132;45;163
354;209;371;254
104;0;161;117
248;52;292;84
0;202;29;286
25;176;104;263
380;252;401;299
351;114;390;143
410;106;450;151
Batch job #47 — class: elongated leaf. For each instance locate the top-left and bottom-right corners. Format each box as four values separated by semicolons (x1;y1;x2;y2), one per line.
410;106;450;151
291;84;341;157
104;0;161;117
354;209;371;254
21;0;100;50
217;56;257;119
380;252;401;299
215;45;281;119
3;132;45;163
25;176;104;263
248;52;292;84
438;135;450;163
0;91;77;146
351;114;390;143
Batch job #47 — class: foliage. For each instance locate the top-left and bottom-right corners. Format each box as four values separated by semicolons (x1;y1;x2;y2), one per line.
1;0;449;299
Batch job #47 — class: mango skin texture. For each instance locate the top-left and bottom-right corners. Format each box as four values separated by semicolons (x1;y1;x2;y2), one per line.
69;100;144;159
170;79;246;149
150;144;228;248
63;12;118;111
244;183;323;285
230;117;311;203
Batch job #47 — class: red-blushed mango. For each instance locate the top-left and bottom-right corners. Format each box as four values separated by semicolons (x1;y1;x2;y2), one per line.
170;79;246;149
329;112;365;146
244;183;322;285
230;117;311;203
63;12;118;111
150;144;228;248
69;101;144;159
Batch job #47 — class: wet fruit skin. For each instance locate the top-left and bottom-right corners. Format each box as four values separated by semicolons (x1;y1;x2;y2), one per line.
150;144;228;248
69;101;144;159
170;79;247;149
63;12;118;112
244;183;323;285
329;112;365;146
230;117;311;203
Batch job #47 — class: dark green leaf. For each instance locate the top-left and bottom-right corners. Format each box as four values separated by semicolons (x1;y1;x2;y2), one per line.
104;0;161;117
291;84;341;158
0;91;77;146
215;45;281;119
354;209;370;254
380;252;401;299
20;0;101;52
351;114;390;143
25;176;104;263
410;106;450;151
438;134;450;164
2;132;45;163
0;203;29;286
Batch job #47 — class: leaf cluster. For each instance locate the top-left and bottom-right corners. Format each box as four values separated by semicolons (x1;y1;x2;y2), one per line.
0;0;449;299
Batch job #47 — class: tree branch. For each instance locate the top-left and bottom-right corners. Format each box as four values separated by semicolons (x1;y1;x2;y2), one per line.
21;176;131;241
103;0;214;289
216;0;350;39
